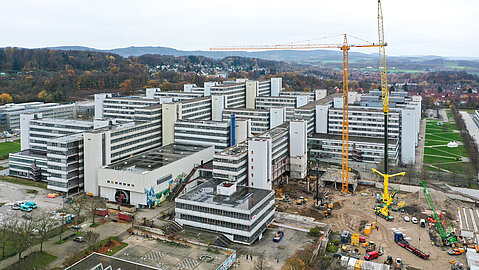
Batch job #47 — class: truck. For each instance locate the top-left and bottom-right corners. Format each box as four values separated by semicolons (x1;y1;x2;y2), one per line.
364;250;379;261
273;230;284;242
394;232;429;259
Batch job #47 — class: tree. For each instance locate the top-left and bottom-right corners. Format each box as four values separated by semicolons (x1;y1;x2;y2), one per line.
254;252;269;270
0;219;12;259
66;193;87;225
83;230;100;246
88;196;106;225
0;93;12;104
11;215;35;260
119;79;133;94
37;90;53;102
33;210;56;252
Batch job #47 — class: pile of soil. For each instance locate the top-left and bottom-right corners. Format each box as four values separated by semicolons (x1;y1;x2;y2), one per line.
401;189;458;220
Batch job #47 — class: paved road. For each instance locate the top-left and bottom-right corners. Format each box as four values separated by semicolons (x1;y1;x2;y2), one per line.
0;220;131;269
440;109;449;122
460;111;479;146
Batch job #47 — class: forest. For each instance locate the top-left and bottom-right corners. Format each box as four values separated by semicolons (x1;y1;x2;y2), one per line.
0;47;478;104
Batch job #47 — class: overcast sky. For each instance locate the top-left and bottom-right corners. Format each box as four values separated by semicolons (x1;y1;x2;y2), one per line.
2;0;478;57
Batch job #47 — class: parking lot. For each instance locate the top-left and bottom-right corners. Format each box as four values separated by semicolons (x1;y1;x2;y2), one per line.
0;181;63;222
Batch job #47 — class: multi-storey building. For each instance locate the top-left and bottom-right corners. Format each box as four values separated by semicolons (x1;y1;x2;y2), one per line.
0;102;76;131
10;114;102;192
174;120;230;152
94;94;162;120
255;96;309;120
222;108;286;134
279;89;327;103
175;180;275;245
145;88;204;101
213;142;248;185
211;82;247;108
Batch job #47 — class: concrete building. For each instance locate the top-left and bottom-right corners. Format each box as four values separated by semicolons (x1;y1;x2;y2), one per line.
289;120;308;179
145;88;204;101
0;102;76;131
279;89;327;103
84;119;163;196
222;108;286;134
256;96;309;120
213;142;248;185
175;180;275;245
97;143;214;207
211;82;246;108
10;114;102;192
248;123;290;189
174;120;230;152
94;94;162;120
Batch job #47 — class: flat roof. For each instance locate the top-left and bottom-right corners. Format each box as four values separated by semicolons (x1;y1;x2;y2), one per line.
309;133;398;144
177;179;273;211
11;149;47;159
106;143;210;173
215;141;248;157
297;93;339;109
66;253;160;270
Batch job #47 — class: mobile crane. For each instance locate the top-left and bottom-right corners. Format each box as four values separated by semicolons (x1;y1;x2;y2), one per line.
420;181;457;245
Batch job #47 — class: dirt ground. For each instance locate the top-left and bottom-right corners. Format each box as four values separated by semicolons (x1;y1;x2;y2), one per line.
276;182;468;269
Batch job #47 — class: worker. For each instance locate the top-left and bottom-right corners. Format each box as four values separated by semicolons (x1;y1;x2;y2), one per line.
376;226;379;231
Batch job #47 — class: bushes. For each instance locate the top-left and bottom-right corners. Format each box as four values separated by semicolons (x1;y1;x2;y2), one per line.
326;242;338;253
64;236;120;266
308;226;322;237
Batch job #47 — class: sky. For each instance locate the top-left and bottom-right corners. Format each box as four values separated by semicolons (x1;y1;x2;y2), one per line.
2;0;479;58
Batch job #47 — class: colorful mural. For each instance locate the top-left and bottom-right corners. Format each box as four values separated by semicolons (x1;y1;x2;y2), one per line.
144;172;187;207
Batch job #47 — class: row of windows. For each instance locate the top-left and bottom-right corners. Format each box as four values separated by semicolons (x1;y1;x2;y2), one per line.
106;180;134;187
176;203;250;220
111;132;161;151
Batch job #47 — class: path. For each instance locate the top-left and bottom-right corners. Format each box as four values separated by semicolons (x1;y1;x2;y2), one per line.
0;220;131;269
460;111;479;147
414;119;426;170
439;109;449;122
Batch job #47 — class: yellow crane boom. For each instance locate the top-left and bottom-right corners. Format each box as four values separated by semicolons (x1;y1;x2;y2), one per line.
211;34;380;194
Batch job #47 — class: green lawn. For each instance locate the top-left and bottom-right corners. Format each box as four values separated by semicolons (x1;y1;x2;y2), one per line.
104;242;128;256
425;133;462;142
0;175;47;189
5;251;57;270
0;232;18;261
424;146;468;157
424;155;457;164
0;140;20;159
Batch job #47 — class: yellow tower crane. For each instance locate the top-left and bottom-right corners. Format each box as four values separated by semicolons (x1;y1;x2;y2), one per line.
211;34;381;194
372;0;406;217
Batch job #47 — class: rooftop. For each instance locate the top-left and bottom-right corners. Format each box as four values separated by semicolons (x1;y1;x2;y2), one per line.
11;149;47;159
297;93;340;109
66;253;159;270
309;133;398;144
177;179;273;211
106;143;210;173
215;141;248;157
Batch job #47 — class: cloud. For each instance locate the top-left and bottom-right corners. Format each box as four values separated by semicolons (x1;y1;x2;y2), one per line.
1;0;477;57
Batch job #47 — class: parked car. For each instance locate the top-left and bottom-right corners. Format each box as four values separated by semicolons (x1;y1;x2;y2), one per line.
73;236;84;243
24;201;37;209
420;219;426;228
411;217;418;224
11;204;20;210
364;250;379;261
403;216;410;222
20;205;32;212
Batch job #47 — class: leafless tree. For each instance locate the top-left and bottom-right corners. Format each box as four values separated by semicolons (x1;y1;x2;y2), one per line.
253;252;270;270
66;193;87;225
11;214;35;260
88;196;106;225
0;219;13;259
83;230;100;246
33;210;56;251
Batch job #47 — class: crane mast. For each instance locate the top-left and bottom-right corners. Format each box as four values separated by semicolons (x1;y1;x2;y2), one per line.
378;0;390;176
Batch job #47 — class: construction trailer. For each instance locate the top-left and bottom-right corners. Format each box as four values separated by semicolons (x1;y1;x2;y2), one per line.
394;232;430;260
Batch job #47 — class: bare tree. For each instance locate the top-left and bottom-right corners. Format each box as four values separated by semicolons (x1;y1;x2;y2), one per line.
0;219;12;259
83;230;100;246
66;193;87;225
88;196;106;225
254;252;269;270
11;214;35;260
33;210;56;252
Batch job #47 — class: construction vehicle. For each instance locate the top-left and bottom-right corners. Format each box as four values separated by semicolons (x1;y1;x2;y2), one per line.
351;234;360;246
296;197;306;205
273;229;284;242
395;258;403;269
420;181;457;245
384;256;393;265
394;232;430;259
450;261;464;270
447;248;465;255
364;224;372;235
341;230;351;244
275;189;285;201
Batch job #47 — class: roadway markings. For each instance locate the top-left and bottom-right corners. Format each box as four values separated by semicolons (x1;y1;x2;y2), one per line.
176;257;199;269
142;250;164;261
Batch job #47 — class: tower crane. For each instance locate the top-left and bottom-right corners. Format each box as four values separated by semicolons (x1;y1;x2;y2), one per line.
371;0;405;219
211;34;381;194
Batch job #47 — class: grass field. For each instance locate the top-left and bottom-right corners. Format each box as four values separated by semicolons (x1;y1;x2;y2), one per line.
0;140;20;159
423;116;473;172
5;251;57;270
0;175;47;189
